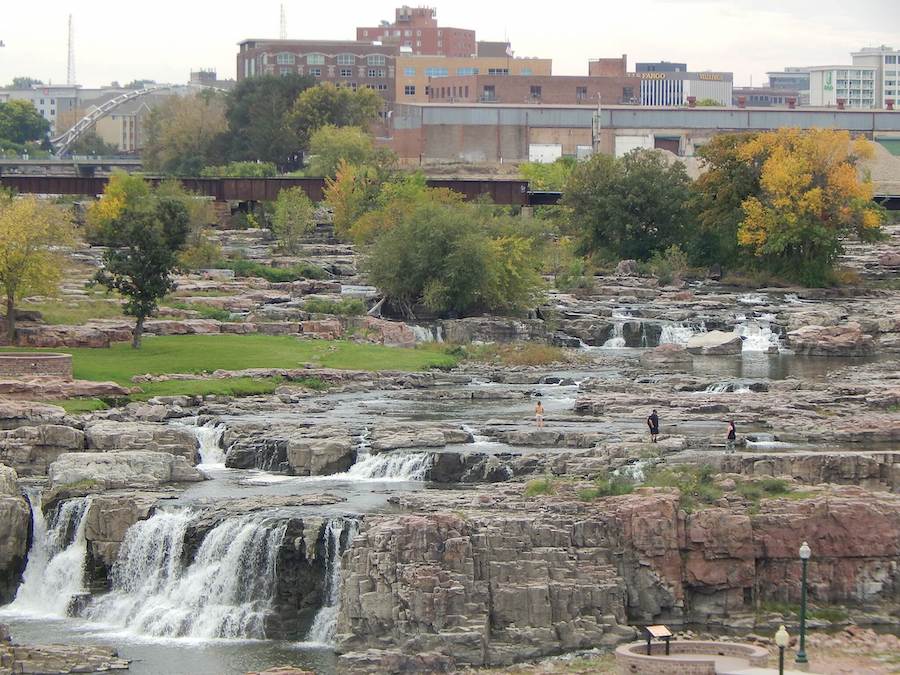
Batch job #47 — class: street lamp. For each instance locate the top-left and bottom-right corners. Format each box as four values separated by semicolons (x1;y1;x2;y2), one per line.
796;541;811;664
775;625;790;675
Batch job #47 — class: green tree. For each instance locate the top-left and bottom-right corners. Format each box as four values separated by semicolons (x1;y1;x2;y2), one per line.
694;98;721;106
0;100;50;144
287;83;382;152
225;74;315;167
85;171;152;245
67;130;120;156
271;187;315;253
199;161;277;177
0;195;76;341
6;77;43;89
144;91;227;174
564;149;691;261
688;133;761;267
307;125;378;177
94;193;190;348
520;157;576;191
366;200;542;317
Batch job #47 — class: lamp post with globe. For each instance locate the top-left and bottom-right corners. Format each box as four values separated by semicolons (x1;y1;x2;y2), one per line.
796;541;811;664
775;625;790;675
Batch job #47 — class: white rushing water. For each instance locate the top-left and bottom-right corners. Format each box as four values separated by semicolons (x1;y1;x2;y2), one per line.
659;322;704;346
84;511;286;639
705;382;753;394
410;325;443;343
343;451;432;481
304;518;359;646
193;421;227;466
602;322;627;349
6;493;90;617
734;317;781;353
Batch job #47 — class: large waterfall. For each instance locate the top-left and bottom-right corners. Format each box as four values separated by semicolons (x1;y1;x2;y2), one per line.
304;518;359;646
6;493;90;617
84;511;286;639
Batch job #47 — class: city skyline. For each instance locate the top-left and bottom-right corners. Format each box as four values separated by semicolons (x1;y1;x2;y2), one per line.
0;0;898;89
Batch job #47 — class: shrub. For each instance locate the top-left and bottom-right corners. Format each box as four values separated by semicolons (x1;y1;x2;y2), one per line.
222;259;328;282
578;474;636;501
524;477;556;497
178;230;223;270
200;161;278;177
647;245;689;285
271;186;315;254
644;464;722;512
464;342;565;366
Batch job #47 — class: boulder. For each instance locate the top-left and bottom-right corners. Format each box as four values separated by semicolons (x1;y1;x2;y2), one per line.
0;464;16;496
286;437;354;476
616;259;639;276
0;400;67;430
0;493;30;603
0;377;130;400
14;325;110;348
439;317;548;345
361;317;416;348
0;424;86;475
640;344;694;368
83;493;159;580
300;319;343;340
686;330;743;355
786;322;876;356
85;421;199;463
48;451;203;489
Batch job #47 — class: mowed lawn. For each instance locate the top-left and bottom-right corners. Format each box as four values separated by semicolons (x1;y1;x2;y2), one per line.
2;334;456;385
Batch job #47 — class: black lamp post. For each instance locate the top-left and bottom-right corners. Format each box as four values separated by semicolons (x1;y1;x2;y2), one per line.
796;540;811;664
775;624;789;675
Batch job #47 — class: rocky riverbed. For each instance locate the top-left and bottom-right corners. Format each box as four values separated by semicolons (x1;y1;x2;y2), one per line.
0;225;898;674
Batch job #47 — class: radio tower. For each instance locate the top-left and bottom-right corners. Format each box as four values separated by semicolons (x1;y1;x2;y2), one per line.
66;14;75;85
279;4;287;39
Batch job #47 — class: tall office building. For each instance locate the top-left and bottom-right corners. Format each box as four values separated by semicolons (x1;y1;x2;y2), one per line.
852;45;900;107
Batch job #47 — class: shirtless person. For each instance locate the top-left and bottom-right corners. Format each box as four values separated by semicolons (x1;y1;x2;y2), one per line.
535;400;545;428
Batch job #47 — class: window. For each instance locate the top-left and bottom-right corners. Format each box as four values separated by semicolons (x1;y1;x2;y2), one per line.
404;30;412;37
437;40;442;48
623;86;634;101
40;98;44;105
887;55;898;64
576;86;588;100
337;54;355;65
280;67;293;76
416;30;421;36
276;53;295;65
487;68;509;76
425;67;448;78
404;67;416;76
464;85;469;98
482;85;496;101
340;68;353;77
404;85;416;95
50;109;55;116
530;85;542;99
367;54;386;66
393;30;401;37
368;68;386;78
456;67;478;76
520;68;532;76
307;54;325;65
50;99;55;104
309;67;321;77
416;41;421;47
363;30;368;37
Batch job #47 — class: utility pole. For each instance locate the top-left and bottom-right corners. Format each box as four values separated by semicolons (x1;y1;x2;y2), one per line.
66;14;75;85
279;4;287;39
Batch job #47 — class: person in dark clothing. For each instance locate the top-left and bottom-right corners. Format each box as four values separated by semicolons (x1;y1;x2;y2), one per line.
647;409;660;442
726;420;737;452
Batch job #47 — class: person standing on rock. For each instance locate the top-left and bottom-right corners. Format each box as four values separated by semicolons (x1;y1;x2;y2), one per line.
726;420;737;452
534;400;545;428
647;409;659;442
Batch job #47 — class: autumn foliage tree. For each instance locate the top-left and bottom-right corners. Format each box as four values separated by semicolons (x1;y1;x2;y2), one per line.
0;195;75;342
695;129;885;285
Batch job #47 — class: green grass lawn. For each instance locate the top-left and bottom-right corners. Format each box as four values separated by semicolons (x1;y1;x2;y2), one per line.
2;334;457;385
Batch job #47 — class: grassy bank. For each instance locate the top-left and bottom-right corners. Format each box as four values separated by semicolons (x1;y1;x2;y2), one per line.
1;334;458;411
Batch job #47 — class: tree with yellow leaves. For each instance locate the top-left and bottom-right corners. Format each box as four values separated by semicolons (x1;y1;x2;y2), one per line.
0;195;76;342
735;128;884;285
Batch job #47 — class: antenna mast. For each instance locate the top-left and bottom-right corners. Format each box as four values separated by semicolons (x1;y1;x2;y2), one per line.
279;4;287;39
66;14;75;85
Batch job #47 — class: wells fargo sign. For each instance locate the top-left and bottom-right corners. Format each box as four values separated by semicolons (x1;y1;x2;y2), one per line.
626;72;725;81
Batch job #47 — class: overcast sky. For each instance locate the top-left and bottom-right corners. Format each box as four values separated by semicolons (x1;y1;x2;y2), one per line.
1;0;898;88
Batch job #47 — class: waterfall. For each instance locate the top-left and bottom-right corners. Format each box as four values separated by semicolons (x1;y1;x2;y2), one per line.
611;459;649;483
410;325;443;343
659;322;704;346
343;451;432;481
194;421;226;466
84;511;286;639
734;315;781;353
7;493;90;617
602;322;626;349
304;518;359;646
705;382;752;394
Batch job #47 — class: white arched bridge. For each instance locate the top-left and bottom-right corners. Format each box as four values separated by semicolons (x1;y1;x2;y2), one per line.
50;83;228;157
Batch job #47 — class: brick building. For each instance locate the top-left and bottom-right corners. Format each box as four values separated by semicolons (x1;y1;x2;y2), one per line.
236;39;398;102
396;54;552;103
427;74;634;105
356;6;475;57
588;55;627;77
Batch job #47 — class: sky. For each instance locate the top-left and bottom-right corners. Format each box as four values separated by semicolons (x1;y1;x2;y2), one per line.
1;0;898;88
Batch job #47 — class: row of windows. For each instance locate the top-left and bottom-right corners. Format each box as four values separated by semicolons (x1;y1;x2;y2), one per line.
363;29;447;37
886;55;898;64
273;65;388;79
271;53;388;66
431;85;471;99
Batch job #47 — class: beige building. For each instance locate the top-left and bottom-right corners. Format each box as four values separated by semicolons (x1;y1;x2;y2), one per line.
395;54;552;103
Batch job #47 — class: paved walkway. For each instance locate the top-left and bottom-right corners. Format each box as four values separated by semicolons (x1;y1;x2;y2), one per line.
646;653;819;675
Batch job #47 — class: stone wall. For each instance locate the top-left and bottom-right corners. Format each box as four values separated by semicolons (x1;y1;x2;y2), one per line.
0;353;72;379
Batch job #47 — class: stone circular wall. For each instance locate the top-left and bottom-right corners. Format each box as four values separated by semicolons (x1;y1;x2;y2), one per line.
0;352;73;380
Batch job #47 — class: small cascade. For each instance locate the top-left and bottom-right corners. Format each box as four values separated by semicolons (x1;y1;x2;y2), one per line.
738;293;768;305
611;459;649;483
344;451;432;481
734;314;781;353
659;322;704;346
602;322;626;349
8;493;90;617
84;511;287;639
194;421;227;466
704;381;752;394
304;518;359;646
410;325;444;344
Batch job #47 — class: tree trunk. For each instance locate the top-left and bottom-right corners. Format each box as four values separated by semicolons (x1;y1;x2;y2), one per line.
5;293;15;345
131;315;145;349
